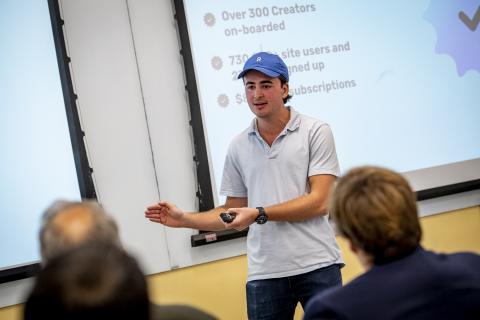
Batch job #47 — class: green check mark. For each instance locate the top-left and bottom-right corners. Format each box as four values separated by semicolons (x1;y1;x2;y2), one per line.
459;6;480;31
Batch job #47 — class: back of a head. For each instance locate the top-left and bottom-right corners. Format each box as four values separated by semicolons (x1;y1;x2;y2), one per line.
24;243;149;320
331;166;422;264
39;200;121;263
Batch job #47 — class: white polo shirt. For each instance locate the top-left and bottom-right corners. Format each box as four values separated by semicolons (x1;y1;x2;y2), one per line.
220;107;344;281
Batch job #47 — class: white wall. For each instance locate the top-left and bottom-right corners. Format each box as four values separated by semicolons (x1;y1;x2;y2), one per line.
1;0;478;308
57;0;248;272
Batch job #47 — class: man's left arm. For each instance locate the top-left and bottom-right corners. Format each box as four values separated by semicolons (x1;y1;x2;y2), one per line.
262;174;336;221
226;174;336;230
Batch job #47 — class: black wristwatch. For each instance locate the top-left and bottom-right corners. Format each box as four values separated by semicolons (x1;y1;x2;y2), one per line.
255;207;268;224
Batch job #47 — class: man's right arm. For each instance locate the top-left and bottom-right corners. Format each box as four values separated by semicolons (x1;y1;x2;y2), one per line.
145;197;247;231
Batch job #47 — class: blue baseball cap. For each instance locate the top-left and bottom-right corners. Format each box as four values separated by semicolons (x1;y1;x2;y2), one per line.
237;52;289;81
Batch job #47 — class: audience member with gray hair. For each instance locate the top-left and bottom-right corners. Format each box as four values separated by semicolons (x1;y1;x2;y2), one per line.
32;200;217;320
39;200;120;263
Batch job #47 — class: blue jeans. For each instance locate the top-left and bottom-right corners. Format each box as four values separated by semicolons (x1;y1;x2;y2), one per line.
246;264;342;320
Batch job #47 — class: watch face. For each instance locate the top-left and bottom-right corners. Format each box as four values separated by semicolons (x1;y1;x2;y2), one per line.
256;214;267;224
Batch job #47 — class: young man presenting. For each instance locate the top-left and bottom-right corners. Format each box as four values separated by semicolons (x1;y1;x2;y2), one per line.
145;52;343;319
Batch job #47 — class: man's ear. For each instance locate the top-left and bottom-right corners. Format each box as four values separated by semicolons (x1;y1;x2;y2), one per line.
282;83;289;99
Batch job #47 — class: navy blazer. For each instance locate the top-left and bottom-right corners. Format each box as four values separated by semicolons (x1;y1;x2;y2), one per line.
304;247;480;320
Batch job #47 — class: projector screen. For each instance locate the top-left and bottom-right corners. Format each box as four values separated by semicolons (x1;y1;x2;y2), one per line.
174;0;480;207
0;0;94;282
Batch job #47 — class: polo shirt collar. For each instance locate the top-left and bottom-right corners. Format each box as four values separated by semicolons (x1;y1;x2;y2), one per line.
248;107;301;135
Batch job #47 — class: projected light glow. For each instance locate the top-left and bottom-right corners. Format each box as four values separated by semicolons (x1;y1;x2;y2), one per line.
179;0;480;205
0;0;85;274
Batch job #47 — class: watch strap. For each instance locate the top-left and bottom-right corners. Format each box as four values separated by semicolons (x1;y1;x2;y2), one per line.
255;207;268;224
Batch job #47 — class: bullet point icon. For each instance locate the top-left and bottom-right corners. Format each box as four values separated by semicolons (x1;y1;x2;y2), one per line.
217;94;229;107
211;56;223;70
204;13;215;27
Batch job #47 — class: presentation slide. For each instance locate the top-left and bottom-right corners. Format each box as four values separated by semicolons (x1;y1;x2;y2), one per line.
0;1;82;272
180;0;480;204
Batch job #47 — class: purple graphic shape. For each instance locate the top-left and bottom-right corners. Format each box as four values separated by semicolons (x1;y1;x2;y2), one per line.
424;1;480;76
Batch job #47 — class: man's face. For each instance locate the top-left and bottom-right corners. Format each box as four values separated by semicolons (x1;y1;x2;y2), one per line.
243;70;289;119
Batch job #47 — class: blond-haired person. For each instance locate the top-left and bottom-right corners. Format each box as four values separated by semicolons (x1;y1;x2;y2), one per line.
304;166;480;320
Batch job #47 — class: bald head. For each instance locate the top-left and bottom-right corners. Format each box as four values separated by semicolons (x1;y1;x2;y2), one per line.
40;200;121;263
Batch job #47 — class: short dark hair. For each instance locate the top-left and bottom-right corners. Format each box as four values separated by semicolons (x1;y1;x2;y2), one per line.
331;166;422;264
24;244;149;320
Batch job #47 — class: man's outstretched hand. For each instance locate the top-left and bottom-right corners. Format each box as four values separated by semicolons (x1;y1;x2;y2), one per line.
145;201;185;228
